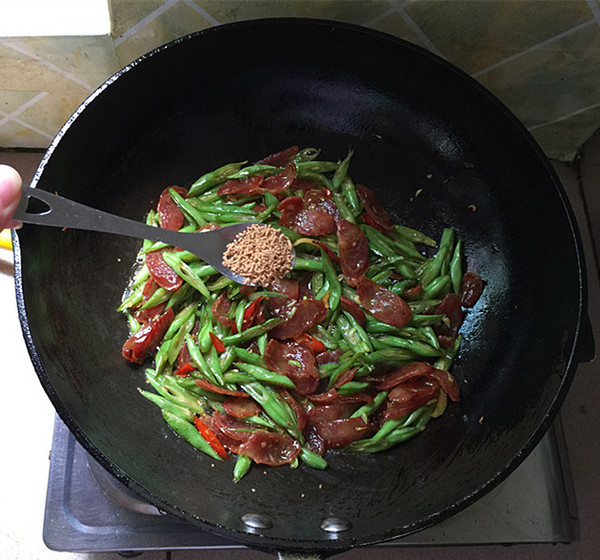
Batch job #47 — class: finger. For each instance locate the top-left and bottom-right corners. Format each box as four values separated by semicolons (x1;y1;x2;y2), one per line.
0;164;23;230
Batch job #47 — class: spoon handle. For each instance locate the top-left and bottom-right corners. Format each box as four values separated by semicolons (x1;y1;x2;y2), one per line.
15;185;199;250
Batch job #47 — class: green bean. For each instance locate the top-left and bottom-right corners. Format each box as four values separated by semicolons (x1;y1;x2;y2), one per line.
337;381;370;394
188;161;246;197
257;201;278;222
221;318;283;346
234;362;296;390
347;426;421;453
450;238;463;295
257;332;268;356
185;335;218;385
294;147;321;162
376;335;443;357
165;283;195;310
233;346;265;367
394;225;437;247
422;274;451;300
164;303;197;341
219;346;237;372
163;252;211;298
130;263;150;290
223;372;254;384
434;336;461;371
320;249;341;312
162;410;224;461
332;191;356;224
241;382;297;437
191;203;257;215
295;160;338;174
332;149;353;191
208;346;225;385
197;314;212;353
300;448;328;470
228;164;278;179
146;370;207;415
235;297;246;334
125;311;141;333
169;187;206;227
168;313;196;364
140;286;170;309
363;225;425;263
409;313;445;326
351;391;388;421
138;389;194;422
292;257;323;272
314;276;330;300
363;348;415;365
340;177;362;217
408;299;441;313
311;324;338;349
420;228;455;285
117;285;144;312
337;313;371;354
327;351;364;389
233;454;252;482
295;170;334;190
154;339;172;374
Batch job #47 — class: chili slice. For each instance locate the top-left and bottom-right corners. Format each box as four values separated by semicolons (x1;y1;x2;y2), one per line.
194;416;229;460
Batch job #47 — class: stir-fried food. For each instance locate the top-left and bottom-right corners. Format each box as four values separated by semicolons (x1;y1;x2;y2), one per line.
118;146;483;481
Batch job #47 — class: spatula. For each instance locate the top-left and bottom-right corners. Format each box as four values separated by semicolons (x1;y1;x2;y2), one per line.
14;185;261;285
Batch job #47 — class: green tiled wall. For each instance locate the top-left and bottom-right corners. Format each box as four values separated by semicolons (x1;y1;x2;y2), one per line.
1;0;599;160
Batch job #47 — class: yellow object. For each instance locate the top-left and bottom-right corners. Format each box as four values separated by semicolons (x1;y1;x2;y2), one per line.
0;229;13;250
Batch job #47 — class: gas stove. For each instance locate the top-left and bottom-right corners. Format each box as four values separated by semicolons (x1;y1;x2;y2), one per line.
43;413;577;555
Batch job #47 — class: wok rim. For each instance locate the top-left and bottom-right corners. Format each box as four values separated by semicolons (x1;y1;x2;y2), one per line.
12;17;586;553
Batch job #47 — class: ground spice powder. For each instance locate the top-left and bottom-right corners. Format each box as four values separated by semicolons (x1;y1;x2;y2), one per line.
222;224;294;286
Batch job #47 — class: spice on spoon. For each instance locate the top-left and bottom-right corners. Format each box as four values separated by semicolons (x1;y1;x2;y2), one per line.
222;223;294;286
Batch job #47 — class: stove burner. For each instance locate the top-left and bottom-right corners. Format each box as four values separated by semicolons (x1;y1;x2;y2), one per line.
42;414;577;554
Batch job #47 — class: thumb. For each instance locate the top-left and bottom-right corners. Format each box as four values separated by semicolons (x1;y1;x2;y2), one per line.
0;165;23;230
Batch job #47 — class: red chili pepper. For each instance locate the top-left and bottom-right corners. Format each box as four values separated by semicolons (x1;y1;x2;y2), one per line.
193;416;229;460
173;362;196;377
296;332;326;354
242;296;263;329
209;332;226;353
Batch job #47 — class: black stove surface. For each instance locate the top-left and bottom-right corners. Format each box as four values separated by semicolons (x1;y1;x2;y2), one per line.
43;414;577;554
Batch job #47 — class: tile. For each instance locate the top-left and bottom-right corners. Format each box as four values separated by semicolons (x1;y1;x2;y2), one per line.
367;10;429;49
476;23;600;129
197;0;390;25
114;1;215;67
109;0;174;38
0;35;119;92
529;104;600;161
0;35;119;148
405;0;594;74
0;118;52;148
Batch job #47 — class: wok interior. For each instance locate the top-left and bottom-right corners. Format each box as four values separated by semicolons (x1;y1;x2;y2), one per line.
15;20;582;551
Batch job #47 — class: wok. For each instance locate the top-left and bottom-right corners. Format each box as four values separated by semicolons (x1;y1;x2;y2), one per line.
14;19;586;558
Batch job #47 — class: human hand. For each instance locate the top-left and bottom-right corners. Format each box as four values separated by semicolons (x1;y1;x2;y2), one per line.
0;164;23;230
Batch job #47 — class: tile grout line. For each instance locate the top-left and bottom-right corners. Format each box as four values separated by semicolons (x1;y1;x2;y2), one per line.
0;39;94;91
585;0;600;26
182;0;221;26
471;19;596;78
528;101;600;132
0;91;54;141
114;0;180;47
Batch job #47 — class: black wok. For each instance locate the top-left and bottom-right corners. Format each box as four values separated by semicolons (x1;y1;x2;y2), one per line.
14;19;586;558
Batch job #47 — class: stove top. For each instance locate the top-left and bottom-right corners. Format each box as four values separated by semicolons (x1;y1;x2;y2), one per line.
43;414;577;554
